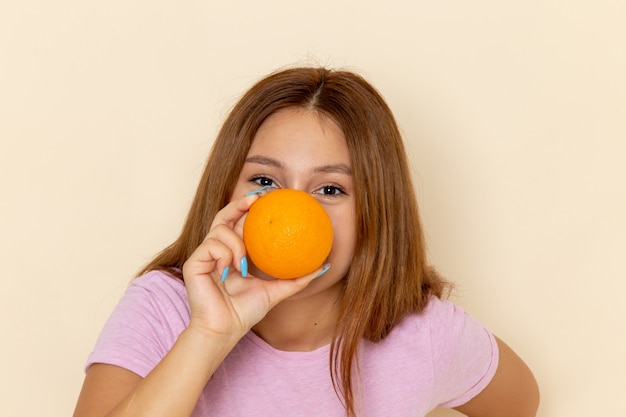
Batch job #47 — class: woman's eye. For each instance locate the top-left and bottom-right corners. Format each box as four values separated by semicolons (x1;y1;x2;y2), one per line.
252;176;277;188
316;185;345;196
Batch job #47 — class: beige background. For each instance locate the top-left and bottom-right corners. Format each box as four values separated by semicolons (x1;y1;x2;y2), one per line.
1;0;624;416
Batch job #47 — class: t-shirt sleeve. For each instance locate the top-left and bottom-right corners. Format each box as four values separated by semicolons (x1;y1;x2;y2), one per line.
426;297;499;408
85;272;190;378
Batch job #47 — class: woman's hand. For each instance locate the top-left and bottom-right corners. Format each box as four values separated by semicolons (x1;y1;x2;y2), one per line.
182;191;321;340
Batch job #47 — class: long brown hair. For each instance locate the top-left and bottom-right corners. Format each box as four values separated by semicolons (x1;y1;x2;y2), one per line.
138;67;448;416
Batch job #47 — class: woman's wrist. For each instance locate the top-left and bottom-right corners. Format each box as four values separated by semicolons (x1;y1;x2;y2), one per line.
181;323;246;362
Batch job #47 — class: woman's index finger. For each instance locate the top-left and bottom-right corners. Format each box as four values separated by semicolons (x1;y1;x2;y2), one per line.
210;193;259;229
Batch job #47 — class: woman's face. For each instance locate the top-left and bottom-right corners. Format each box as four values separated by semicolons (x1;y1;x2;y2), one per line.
231;107;356;298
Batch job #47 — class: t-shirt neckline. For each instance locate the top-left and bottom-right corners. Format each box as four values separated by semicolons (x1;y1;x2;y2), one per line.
243;330;332;361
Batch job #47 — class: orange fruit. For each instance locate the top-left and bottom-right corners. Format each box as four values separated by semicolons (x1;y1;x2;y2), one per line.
243;188;334;279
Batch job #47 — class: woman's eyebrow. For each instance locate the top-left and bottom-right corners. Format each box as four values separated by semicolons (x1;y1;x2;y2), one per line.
244;155;284;169
314;164;352;175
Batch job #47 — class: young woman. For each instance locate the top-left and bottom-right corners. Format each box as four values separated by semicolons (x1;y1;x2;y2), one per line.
73;67;539;417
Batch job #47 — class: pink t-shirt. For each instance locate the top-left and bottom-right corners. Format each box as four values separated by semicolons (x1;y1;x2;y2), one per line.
86;271;498;416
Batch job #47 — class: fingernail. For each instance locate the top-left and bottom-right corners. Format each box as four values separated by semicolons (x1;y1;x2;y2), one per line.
240;256;248;277
314;263;331;278
221;266;230;282
246;185;271;197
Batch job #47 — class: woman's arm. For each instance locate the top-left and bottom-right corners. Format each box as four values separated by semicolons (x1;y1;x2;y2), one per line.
453;337;540;417
73;326;240;417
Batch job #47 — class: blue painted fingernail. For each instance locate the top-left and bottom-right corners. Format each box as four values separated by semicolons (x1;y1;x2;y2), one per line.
221;266;230;282
246;185;271;197
240;256;248;277
314;263;331;278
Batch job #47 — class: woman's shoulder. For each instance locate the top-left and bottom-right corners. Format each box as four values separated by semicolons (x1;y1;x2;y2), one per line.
389;296;499;407
85;270;190;377
115;269;190;325
421;295;467;322
131;269;187;297
400;295;469;328
391;295;496;353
